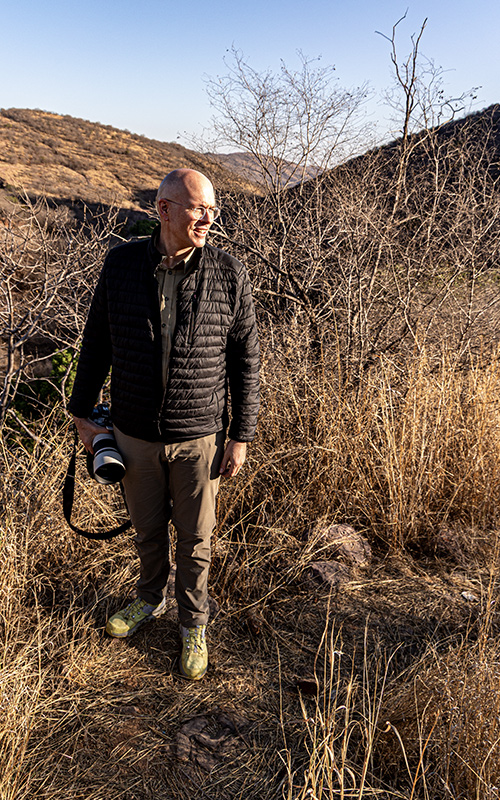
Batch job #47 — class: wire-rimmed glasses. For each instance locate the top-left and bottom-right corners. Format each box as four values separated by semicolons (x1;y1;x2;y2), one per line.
160;198;221;220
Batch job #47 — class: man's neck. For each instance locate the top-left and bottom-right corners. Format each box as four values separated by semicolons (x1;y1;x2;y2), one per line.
156;234;195;268
160;248;195;269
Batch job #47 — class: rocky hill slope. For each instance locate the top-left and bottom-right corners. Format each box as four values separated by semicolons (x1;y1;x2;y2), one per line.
0;108;258;215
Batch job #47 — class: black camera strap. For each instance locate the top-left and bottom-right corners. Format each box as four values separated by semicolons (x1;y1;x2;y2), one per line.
62;428;132;540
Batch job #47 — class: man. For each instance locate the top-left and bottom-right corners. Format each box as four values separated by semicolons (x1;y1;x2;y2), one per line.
69;169;259;680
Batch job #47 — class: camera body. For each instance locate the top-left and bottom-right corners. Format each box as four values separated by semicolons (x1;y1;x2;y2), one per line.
86;402;126;485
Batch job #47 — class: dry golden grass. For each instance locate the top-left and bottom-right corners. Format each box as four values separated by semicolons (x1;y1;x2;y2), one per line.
1;348;500;798
220;342;500;556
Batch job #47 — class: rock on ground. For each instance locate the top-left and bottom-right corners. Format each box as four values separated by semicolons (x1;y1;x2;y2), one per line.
310;523;372;568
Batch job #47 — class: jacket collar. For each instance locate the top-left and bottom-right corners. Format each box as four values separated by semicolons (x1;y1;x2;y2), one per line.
147;224;204;272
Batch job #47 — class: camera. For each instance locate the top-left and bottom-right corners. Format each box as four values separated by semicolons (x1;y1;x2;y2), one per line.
86;402;126;485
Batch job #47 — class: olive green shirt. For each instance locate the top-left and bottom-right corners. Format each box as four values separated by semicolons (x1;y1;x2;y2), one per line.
156;248;197;388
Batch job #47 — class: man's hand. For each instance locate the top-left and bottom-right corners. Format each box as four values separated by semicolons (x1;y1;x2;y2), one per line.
72;415;108;454
219;440;247;479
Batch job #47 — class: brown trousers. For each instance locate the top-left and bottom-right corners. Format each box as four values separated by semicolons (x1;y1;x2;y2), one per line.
113;427;224;627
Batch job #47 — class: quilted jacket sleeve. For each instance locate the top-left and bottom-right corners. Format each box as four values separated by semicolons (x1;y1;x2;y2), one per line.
225;267;260;442
68;264;112;419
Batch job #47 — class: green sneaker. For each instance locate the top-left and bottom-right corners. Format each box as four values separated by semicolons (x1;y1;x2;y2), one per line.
106;597;166;638
179;625;208;680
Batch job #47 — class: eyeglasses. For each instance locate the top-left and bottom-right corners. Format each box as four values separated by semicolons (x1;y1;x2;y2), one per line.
160;197;221;221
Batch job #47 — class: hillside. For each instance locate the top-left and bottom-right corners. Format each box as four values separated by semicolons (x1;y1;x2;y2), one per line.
0;108;258;214
320;103;500;192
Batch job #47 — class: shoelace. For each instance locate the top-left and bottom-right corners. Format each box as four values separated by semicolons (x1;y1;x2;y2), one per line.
125;598;145;619
183;627;205;653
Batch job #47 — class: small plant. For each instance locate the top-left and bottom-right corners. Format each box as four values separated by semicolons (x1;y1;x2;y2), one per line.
13;348;77;420
127;218;157;237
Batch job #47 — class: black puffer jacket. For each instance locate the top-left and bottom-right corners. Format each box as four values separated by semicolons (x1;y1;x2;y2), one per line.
69;232;260;443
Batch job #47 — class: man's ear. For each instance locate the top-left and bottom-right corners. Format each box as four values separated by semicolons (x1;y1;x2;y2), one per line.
158;200;169;221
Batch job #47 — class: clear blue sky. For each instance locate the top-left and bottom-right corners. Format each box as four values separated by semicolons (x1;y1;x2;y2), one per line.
1;0;498;147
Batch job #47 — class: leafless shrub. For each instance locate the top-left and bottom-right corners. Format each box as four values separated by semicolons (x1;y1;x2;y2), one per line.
207;31;500;382
0;195;121;425
205;48;371;193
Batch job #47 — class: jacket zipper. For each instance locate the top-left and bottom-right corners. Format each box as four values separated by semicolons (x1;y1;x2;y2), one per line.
188;291;198;346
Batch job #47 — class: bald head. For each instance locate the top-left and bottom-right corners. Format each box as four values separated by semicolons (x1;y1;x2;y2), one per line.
156;169;214;208
156;169;217;257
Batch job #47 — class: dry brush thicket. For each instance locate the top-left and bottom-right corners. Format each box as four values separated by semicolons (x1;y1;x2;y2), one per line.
2;362;500;799
0;196;117;428
2;92;500;800
216;105;500;381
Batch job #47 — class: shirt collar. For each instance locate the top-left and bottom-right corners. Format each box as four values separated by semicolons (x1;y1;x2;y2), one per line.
147;224;205;273
151;227;199;271
158;246;196;271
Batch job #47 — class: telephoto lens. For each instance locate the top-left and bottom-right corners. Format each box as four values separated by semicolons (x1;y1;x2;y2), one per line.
91;430;126;485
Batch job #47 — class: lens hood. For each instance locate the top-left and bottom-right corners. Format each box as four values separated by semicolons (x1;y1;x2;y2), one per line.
89;431;126;485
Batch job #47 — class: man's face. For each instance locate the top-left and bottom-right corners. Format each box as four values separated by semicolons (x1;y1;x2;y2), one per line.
159;175;216;253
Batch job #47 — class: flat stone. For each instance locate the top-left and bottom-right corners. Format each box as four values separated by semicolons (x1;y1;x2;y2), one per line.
175;712;249;772
311;523;372;568
177;716;209;762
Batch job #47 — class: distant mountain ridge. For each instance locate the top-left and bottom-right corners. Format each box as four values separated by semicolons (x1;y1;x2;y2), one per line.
206;151;320;188
320;104;500;190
